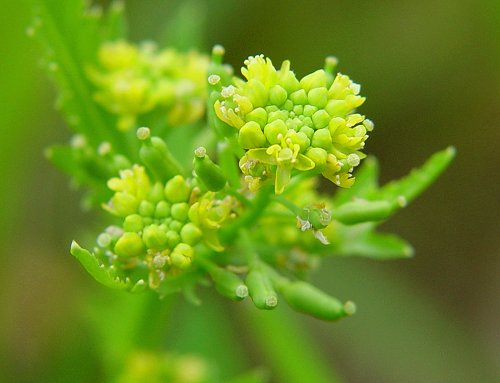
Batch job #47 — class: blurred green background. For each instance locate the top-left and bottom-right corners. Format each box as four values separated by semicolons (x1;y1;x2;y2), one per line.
1;0;499;382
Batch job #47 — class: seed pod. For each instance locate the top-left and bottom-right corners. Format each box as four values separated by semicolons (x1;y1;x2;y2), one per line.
332;200;394;225
279;280;355;321
137;127;184;181
193;147;227;191
204;262;248;301
246;267;278;310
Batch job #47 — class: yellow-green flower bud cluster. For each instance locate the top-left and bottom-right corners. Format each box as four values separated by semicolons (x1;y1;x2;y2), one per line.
88;40;209;131
98;165;234;290
214;55;372;193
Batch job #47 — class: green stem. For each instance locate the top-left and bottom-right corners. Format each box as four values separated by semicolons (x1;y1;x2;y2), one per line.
241;304;344;383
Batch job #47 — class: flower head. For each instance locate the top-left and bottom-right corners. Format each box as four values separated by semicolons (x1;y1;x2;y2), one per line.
95;166;235;290
88;41;209;131
214;55;372;193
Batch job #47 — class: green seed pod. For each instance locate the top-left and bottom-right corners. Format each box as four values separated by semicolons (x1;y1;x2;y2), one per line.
164;175;190;203
138;200;155;217
264;120;288;144
311;129;333;149
308;87;328;109
332;200;394;225
239;122;267;149
180;223;203;246
209;266;248;301
171;202;189;222
114;232;145;258
137;127;184;181
142;224;168;250
312;110;331;129
193;147;227;191
280;280;355;321
246;267;278;310
123;214;144;232
154;201;171;219
245;107;268;127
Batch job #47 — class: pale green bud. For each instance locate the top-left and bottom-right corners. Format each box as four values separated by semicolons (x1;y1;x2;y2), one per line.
292;105;304;116
268;110;289;124
303;104;318;117
180;223;203;245
171;202;189;222
246;79;268;107
306;147;328;169
114;232;145;258
138;200;155;217
238;121;267;149
154;201;171;218
165;175;190;203
169;220;183;233
142;224;168;249
148;182;165;203
245;107;268;127
123;214;144;232
308;87;328;108
300;69;327;92
111;193;138;217
289;89;308;105
299;126;315;140
312;129;333;149
166;230;181;248
170;243;194;269
282;99;294;111
264;120;288;144
269;85;288;106
312;110;331;129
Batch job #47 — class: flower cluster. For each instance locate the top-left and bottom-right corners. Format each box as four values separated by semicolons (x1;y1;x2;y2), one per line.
93;164;235;290
88;40;209;131
214;55;373;193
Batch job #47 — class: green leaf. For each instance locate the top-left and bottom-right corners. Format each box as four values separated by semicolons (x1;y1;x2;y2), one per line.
32;0;129;154
70;241;145;291
334;231;414;260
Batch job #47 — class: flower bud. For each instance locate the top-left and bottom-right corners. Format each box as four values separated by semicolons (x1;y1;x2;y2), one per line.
300;69;327;92
305;147;328;169
269;85;288;106
245;107;268;127
308;87;328;108
289;89;307;105
264;120;287;144
165;175;190;203
142;224;168;249
166;230;181;248
114;232;145;258
123;214;144;232
138;200;155;217
154;201;171;218
311;129;332;150
238;121;267;149
171;203;189;222
312;110;331;129
180;223;203;246
170;243;194;269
